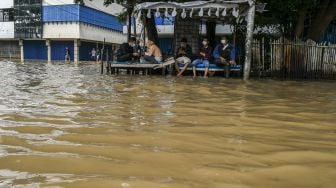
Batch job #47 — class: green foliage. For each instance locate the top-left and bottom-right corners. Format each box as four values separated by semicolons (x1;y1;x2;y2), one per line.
255;0;318;36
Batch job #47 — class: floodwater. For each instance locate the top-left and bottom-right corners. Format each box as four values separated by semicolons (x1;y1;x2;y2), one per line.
0;61;335;188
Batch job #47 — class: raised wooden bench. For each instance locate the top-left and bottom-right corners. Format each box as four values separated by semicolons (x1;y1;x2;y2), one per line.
107;57;175;75
178;63;242;77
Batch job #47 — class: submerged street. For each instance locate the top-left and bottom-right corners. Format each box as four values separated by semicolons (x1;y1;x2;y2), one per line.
0;61;335;187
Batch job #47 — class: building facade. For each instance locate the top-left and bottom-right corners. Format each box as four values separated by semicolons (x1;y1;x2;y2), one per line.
0;0;126;62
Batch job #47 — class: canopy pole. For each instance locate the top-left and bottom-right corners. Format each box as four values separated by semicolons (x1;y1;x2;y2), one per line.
243;1;256;80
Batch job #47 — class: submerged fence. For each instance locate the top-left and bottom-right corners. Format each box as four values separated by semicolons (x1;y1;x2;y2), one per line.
251;39;336;80
0;48;20;61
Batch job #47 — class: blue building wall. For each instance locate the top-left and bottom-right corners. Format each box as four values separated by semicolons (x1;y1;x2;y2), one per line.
43;4;123;32
51;41;74;61
80;41;97;61
158;38;173;55
155;16;174;25
43;4;79;22
79;42;113;61
24;40;47;60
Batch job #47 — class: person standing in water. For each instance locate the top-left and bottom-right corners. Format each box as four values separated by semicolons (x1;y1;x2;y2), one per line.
65;47;71;63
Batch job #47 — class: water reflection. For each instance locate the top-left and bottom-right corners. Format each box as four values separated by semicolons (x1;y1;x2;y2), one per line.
0;61;336;188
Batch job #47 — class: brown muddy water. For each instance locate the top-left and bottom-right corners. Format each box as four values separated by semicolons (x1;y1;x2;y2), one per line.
0;61;335;188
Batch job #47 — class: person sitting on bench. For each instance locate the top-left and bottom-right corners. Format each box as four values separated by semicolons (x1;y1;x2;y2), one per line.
174;38;193;77
116;37;140;62
213;36;236;78
143;39;162;64
192;38;212;78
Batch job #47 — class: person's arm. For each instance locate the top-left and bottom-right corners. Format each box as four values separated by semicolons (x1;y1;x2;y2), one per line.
197;49;203;58
148;46;155;56
230;47;236;61
205;47;212;59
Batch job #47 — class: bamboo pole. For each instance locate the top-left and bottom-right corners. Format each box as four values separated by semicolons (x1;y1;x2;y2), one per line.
243;1;256;80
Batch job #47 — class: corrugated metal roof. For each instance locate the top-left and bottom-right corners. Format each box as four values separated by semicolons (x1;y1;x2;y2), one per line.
43;4;123;32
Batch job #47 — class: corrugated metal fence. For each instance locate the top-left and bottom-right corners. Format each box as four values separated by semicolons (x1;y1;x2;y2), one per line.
251;39;336;80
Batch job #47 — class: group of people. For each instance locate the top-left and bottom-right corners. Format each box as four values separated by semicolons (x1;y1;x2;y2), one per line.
174;36;236;78
114;36;236;78
116;37;163;64
90;48;101;62
64;47;101;63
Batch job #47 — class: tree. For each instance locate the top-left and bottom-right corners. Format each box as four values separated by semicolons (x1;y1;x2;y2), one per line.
256;0;336;41
306;0;336;41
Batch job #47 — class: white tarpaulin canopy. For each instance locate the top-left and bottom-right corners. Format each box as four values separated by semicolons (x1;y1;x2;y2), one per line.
134;0;263;19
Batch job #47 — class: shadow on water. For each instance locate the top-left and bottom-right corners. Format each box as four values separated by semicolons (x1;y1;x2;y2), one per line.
0;61;336;188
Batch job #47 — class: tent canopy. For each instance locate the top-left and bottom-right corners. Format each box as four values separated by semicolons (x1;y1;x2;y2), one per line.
134;0;264;20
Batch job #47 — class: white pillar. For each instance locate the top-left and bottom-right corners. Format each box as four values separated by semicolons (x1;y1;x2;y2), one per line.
19;40;24;63
46;40;51;63
243;1;256;80
74;39;80;64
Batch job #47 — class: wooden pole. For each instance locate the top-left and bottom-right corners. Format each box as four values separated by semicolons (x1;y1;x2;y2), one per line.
243;1;256;80
128;12;132;42
101;38;105;74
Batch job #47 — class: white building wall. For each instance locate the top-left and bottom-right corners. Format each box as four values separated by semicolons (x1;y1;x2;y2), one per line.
79;23;126;44
43;22;80;39
0;22;14;39
0;0;13;8
43;0;75;6
43;22;126;44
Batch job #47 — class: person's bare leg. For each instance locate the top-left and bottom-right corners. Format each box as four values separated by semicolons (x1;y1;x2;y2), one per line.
178;63;189;76
193;66;197;78
204;68;209;78
174;61;181;74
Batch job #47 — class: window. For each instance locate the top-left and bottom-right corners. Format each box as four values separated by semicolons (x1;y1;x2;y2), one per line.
14;0;42;38
0;9;14;22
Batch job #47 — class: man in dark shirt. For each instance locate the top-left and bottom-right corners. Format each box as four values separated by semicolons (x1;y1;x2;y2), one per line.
192;38;212;78
213;36;236;78
174;38;193;77
116;37;140;62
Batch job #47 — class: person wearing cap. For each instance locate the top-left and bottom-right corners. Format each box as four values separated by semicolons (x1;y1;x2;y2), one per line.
213;36;236;78
192;38;212;78
174;38;193;76
143;39;162;64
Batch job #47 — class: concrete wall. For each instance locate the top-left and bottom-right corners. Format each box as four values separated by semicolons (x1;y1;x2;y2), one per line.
0;0;13;8
79;23;126;44
43;22;126;44
43;22;80;39
0;22;14;39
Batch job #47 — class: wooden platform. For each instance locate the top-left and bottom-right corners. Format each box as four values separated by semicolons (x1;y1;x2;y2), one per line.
106;58;176;75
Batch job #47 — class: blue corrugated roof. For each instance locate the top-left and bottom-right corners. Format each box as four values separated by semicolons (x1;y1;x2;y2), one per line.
43;4;123;32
